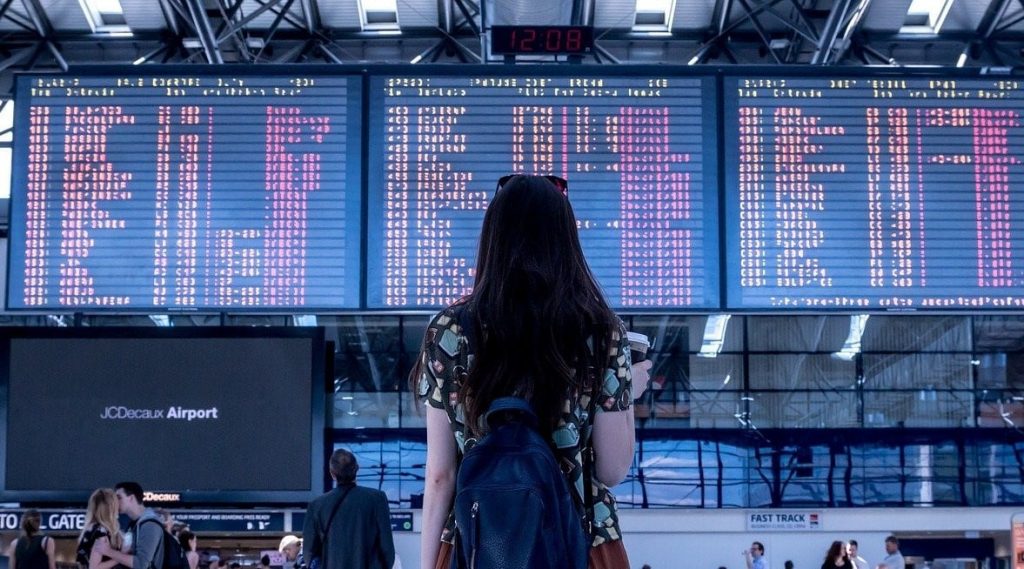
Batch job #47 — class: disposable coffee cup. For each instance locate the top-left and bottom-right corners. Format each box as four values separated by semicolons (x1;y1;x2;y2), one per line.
626;331;650;363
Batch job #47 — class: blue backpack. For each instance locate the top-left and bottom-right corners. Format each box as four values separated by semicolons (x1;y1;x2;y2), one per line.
450;397;589;569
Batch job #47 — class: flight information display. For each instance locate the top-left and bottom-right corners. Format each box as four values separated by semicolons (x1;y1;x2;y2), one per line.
367;72;719;309
725;75;1024;309
8;71;362;311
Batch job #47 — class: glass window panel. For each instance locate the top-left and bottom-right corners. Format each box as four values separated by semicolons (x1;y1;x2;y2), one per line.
974;315;1024;352
850;444;903;505
331;391;402;428
631;315;743;354
747;316;850;352
688;354;742;391
688;388;743;429
342;439;426;508
863;390;973;428
748;354;856;390
748;391;859;428
862;316;971;352
402;316;432;351
863;353;971;390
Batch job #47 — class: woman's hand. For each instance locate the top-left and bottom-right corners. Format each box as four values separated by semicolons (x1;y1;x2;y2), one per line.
631;360;653;399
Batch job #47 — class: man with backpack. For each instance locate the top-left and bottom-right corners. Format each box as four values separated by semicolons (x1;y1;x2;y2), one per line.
302;449;395;569
96;482;185;569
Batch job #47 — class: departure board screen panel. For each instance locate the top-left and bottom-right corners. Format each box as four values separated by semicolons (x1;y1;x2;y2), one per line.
8;70;362;311
724;75;1024;310
367;71;719;309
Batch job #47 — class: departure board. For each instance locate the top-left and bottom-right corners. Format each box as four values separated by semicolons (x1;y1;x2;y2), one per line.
366;72;719;309
8;71;362;311
724;75;1024;309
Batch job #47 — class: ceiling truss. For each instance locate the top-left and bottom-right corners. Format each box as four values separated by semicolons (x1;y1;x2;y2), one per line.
0;0;1023;90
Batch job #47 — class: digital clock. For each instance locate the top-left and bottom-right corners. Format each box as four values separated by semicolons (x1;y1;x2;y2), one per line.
490;25;594;55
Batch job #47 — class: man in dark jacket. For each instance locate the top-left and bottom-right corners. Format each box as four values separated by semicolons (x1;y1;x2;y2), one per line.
302;449;395;569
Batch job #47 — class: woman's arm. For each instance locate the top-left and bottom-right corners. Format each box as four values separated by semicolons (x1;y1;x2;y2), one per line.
419;406;457;569
45;536;56;569
9;538;17;569
187;551;199;569
593;360;651;486
89;535;109;569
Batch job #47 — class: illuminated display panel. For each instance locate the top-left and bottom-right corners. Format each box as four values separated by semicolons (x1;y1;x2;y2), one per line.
724;74;1024;310
367;69;719;310
8;69;362;311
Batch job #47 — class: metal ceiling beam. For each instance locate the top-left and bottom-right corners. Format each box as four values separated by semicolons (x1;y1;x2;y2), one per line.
571;0;594;26
19;0;53;37
736;0;783;63
255;0;299;61
829;0;873;64
18;0;67;71
452;0;480;35
183;0;224;63
811;0;853;64
713;0;735;34
216;0;287;43
158;0;184;37
299;0;321;34
215;0;254;63
0;45;33;73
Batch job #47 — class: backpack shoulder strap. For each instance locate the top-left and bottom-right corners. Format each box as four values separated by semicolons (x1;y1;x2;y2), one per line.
319;486;354;543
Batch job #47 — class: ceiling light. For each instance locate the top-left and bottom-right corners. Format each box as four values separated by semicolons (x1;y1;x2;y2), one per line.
698;314;731;358
633;0;675;32
900;0;955;34
832;314;869;361
78;0;132;35
359;0;400;32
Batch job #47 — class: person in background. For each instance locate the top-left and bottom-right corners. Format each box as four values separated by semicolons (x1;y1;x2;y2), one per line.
846;541;868;569
302;449;395;569
154;510;174;535
10;510;56;569
785;561;794;569
178;531;198;569
744;542;767;569
821;541;850;569
277;536;302;569
77;488;124;569
95;482;164;569
258;556;270;569
881;536;904;569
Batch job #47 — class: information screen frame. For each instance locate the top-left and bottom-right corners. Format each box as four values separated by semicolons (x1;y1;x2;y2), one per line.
7;65;365;314
363;64;722;312
720;65;1024;312
0;326;327;504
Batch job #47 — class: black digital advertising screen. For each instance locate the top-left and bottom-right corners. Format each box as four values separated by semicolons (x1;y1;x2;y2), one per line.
724;74;1024;309
366;68;720;310
0;328;325;503
8;68;362;311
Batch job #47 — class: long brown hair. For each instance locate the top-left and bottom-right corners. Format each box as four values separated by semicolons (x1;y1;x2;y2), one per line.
458;175;616;435
21;509;41;538
825;541;847;566
79;488;123;550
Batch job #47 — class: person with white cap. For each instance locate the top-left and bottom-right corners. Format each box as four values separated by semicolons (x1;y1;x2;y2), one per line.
278;536;302;569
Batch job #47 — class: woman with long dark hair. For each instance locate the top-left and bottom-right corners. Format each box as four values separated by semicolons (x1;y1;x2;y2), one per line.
822;541;851;569
11;510;56;569
413;175;652;569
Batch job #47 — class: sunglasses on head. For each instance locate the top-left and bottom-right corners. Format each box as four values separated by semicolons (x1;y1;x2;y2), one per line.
496;174;568;197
